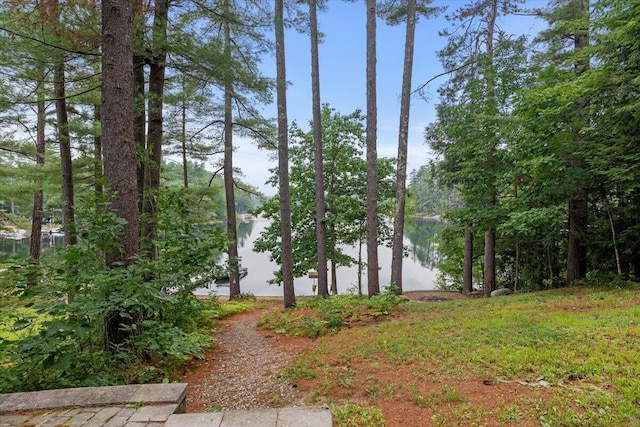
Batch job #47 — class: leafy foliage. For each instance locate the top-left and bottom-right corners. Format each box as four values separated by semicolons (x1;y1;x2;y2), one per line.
0;192;226;392
254;106;396;285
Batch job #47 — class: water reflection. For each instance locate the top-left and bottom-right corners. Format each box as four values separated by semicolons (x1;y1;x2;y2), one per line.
404;218;445;270
0;233;65;259
236;220;254;248
195;218;443;297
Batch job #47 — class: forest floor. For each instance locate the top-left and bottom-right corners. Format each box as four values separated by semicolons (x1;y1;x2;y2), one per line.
181;287;640;426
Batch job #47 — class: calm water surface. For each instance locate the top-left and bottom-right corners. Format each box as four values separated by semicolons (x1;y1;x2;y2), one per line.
196;218;444;297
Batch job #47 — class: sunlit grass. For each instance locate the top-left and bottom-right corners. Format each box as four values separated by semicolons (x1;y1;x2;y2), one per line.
286;285;640;426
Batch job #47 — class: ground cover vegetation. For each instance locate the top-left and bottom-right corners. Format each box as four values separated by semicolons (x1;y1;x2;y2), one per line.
262;284;640;426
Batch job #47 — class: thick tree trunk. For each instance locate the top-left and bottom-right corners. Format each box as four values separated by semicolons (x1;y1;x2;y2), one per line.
133;0;146;214
29;69;46;284
134;63;145;213
567;196;588;283
566;0;590;284
463;227;473;293
102;0;140;348
275;0;296;308
141;0;168;259
365;0;380;297
224;14;241;300
54;58;77;247
483;227;495;296
482;0;498;294
390;0;417;294
309;0;329;298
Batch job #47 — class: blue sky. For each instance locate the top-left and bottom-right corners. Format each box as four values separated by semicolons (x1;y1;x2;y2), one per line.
233;0;548;195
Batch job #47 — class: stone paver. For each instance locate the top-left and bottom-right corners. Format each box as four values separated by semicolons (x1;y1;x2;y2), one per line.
0;415;29;426
0;384;332;427
128;404;179;423
277;406;333;427
165;413;224;427
221;408;278;426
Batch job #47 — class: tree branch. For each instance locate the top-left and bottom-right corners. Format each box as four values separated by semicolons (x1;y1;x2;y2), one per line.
0;26;100;57
413;59;477;98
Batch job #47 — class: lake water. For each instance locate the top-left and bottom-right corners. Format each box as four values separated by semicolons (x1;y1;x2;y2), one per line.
0;218;444;297
195;218;444;297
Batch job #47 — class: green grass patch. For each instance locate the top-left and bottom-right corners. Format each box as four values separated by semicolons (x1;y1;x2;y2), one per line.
291;285;640;425
330;403;385;427
260;291;405;338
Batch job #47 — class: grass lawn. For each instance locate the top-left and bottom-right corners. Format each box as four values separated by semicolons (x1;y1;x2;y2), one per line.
269;285;640;426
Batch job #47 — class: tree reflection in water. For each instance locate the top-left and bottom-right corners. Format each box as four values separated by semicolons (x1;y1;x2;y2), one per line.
404;218;445;270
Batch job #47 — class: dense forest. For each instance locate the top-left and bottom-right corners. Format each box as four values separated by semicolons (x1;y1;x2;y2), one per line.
0;0;639;392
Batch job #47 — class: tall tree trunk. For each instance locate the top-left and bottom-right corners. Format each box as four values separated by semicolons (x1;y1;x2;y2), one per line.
181;79;188;189
567;196;588;282
102;0;140;348
482;0;498;295
483;227;495;296
330;223;338;294
603;202;622;276
309;0;329;298
54;56;77;247
358;232;363;295
331;260;338;295
275;0;296;308
142;0;168;259
29;69;46;286
390;0;417;295
133;0;146;214
224;11;241;300
566;0;590;285
365;0;380;297
463;227;473;293
94;103;103;197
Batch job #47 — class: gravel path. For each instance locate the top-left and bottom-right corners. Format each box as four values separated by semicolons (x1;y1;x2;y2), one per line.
184;305;307;412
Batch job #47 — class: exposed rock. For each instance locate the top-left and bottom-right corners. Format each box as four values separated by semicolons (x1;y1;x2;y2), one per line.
490;288;513;297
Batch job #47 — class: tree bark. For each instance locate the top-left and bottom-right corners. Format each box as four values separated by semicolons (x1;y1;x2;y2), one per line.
483;227;495;296
463;227;473;293
567;196;588;282
224;10;241;300
94;103;103;196
275;0;296;308
566;0;590;284
29;68;46;285
390;0;417;295
54;57;77;248
181;79;189;188
141;0;168;259
133;0;146;214
482;0;498;294
309;0;329;298
365;0;380;297
102;0;140;348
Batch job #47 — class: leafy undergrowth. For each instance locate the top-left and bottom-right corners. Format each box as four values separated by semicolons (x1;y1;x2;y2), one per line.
0;294;260;392
259;290;405;338
277;284;640;426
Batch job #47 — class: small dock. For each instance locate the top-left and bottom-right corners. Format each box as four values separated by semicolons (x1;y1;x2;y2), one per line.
0;384;332;426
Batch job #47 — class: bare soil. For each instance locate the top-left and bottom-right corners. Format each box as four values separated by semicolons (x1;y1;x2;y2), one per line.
181;292;547;426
